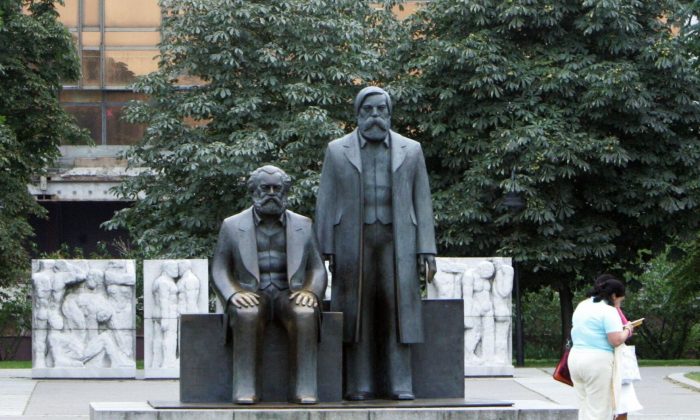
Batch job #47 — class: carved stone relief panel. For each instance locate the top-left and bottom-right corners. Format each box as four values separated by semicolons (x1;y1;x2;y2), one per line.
427;257;514;376
143;259;208;378
31;259;136;378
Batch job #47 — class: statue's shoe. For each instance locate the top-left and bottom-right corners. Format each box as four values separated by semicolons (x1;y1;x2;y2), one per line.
292;395;318;404
390;391;415;400
233;396;258;405
344;391;375;401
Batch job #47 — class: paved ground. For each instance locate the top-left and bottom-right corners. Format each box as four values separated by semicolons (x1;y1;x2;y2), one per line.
0;366;698;419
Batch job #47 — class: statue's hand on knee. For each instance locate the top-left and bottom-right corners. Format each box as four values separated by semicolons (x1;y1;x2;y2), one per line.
289;290;318;308
229;291;260;308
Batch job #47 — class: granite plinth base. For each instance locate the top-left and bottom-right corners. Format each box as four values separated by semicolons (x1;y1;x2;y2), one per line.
180;312;344;403
465;365;515;377
150;398;512;409
32;367;136;379
90;401;578;420
411;300;464;399
180;300;464;403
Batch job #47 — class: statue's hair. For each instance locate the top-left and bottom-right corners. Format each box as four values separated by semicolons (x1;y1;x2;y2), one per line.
354;86;392;116
247;165;292;194
162;260;178;271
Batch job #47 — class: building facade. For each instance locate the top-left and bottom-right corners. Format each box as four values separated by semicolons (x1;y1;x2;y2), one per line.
31;0;427;255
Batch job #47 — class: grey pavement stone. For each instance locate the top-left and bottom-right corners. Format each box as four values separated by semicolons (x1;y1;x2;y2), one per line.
0;368;31;378
668;372;700;392
464;376;544;402
25;380;178;416
514;372;578;406
1;366;698;419
629;367;700;419
0;378;36;416
32;368;136;379
527;366;700;419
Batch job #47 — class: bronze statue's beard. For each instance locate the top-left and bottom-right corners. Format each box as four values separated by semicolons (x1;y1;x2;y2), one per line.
360;118;389;142
254;196;286;215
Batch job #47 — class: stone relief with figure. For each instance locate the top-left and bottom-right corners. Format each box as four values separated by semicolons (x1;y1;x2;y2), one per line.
31;259;137;378
428;257;514;376
143;259;209;378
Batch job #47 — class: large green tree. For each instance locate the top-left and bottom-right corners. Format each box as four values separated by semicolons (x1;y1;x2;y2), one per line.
0;0;86;287
390;0;700;346
108;0;402;258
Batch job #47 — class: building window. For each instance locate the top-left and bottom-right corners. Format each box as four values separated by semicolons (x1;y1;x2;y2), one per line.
57;0;159;145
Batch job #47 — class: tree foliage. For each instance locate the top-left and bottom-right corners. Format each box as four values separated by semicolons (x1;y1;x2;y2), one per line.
0;0;87;287
108;0;700;352
108;0;402;258
390;0;700;341
624;245;700;358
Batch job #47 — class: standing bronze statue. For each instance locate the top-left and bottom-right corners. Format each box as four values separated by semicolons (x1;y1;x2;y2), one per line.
212;165;327;404
315;87;437;400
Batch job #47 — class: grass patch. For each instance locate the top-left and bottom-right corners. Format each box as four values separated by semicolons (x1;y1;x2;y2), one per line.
686;372;700;383
638;359;700;367
522;359;559;368
0;360;147;369
0;360;31;368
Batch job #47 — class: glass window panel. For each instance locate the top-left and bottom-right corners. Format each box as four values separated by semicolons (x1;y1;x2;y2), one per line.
81;50;101;87
104;92;149;103
61;78;80;87
63;105;101;144
60;90;102;103
56;0;79;27
61;33;80;86
83;0;100;27
104;50;158;86
105;31;160;47
82;31;101;47
105;0;161;28
106;106;145;145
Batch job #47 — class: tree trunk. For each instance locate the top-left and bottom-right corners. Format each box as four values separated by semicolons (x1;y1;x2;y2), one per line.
558;281;574;352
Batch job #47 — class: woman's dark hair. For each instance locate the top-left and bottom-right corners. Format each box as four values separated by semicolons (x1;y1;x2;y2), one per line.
588;274;626;305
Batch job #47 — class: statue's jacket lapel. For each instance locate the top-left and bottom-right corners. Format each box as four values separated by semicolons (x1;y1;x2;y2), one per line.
236;208;307;291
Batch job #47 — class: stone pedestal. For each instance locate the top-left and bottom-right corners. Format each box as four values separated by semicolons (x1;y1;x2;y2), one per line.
179;312;344;403
90;401;578;420
427;257;515;377
143;259;209;379
179;300;464;403
31;259;136;379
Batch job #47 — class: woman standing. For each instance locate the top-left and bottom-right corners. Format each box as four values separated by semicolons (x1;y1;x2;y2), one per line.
568;275;634;420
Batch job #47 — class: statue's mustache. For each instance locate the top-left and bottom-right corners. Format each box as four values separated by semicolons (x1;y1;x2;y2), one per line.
366;118;388;129
261;196;282;205
255;195;284;209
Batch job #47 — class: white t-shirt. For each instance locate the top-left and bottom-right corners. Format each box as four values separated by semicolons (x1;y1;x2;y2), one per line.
571;297;623;352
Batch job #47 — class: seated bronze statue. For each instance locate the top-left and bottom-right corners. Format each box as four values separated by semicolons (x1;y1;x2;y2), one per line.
211;165;327;404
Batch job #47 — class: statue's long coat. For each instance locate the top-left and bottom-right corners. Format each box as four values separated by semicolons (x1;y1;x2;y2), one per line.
315;130;436;344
